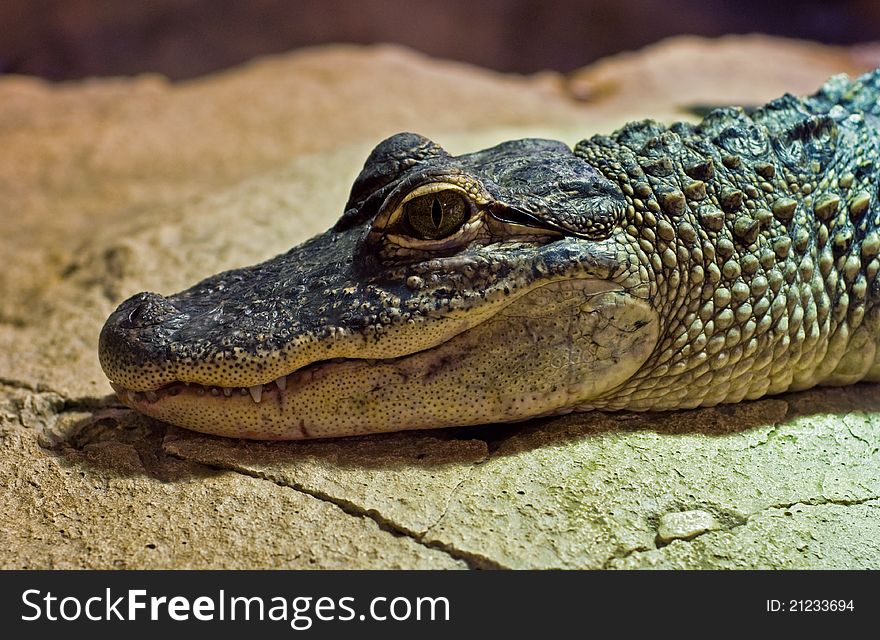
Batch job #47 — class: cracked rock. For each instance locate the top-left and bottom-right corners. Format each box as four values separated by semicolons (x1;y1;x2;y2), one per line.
2;415;465;569
2;36;879;569
163;429;489;537
610;501;880;569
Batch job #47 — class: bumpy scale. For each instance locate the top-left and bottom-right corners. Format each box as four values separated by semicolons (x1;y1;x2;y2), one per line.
99;69;880;439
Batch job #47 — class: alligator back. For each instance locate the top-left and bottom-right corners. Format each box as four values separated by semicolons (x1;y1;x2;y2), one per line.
573;68;880;410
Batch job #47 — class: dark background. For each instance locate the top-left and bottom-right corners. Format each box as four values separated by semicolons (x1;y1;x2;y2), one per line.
3;0;880;81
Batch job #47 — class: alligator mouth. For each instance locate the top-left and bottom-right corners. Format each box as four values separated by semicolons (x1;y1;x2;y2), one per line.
108;276;627;408
107;330;492;439
110;355;386;407
105;275;642;439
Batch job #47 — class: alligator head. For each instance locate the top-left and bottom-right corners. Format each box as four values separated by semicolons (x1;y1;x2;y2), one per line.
99;132;661;439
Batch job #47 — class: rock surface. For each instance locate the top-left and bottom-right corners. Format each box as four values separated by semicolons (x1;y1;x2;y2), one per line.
2;35;879;569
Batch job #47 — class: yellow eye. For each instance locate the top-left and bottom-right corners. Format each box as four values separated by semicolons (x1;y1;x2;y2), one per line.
403;191;468;240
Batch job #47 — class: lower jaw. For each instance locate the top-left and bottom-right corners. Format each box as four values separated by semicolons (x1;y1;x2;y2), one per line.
119;395;566;442
115;381;318;440
111;357;572;441
109;358;377;439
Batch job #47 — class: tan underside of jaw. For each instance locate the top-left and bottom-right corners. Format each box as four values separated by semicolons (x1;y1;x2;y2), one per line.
115;279;659;440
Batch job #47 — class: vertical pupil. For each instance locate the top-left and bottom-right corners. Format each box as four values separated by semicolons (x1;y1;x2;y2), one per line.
431;197;443;229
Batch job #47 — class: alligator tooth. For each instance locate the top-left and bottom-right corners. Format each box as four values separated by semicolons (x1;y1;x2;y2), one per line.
144;390;159;403
274;376;287;391
222;387;233;397
211;388;220;396
196;388;205;396
240;388;248;395
248;385;263;403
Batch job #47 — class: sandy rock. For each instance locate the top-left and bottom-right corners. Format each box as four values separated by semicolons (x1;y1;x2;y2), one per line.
567;34;876;118
424;390;879;568
163;429;488;537
610;501;880;569
2;35;879;569
1;400;463;569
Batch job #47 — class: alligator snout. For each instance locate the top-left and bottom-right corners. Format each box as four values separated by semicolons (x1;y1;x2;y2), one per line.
98;291;189;389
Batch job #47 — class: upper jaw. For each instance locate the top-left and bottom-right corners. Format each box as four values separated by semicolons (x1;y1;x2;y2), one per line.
99;228;366;391
99;218;623;395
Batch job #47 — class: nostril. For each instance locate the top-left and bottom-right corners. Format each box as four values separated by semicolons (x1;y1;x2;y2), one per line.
127;302;145;324
99;290;190;382
118;292;180;329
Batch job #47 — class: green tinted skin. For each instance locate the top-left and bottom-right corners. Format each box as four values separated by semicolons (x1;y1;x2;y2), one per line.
99;68;880;439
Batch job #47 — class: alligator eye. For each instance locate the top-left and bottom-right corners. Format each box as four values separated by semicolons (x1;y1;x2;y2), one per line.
403;191;468;240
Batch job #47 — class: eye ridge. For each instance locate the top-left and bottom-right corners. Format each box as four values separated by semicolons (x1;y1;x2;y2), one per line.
403;190;468;240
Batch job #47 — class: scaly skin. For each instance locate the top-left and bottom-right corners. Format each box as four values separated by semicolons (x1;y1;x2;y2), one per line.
99;69;880;439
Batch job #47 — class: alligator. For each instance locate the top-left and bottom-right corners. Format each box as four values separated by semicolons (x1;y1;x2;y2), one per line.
99;68;880;440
